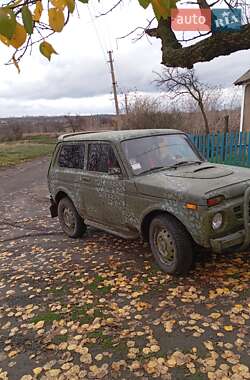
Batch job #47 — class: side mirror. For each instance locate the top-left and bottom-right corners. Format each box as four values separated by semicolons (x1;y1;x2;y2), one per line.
108;167;122;176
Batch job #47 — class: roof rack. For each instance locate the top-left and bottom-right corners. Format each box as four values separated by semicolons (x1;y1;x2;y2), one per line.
58;130;110;141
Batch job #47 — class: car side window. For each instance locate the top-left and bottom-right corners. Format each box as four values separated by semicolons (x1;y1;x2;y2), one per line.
87;143;120;173
58;144;85;169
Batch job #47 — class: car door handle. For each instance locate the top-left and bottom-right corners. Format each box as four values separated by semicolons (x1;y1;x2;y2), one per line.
81;177;91;183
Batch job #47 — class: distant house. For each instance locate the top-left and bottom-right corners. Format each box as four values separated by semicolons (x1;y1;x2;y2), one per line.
234;70;250;132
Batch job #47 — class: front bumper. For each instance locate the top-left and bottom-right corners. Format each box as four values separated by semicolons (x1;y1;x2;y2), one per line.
210;187;250;253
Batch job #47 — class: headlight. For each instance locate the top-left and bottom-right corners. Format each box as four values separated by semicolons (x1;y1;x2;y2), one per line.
212;213;223;230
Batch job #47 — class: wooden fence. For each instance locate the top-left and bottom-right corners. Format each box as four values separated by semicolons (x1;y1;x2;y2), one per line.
189;132;250;168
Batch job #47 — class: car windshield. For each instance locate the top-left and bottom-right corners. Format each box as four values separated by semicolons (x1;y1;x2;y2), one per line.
121;134;202;175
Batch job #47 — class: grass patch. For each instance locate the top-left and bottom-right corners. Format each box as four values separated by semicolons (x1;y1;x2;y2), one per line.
71;305;94;324
186;373;207;380
87;275;112;295
0;137;56;167
25;135;57;144
88;283;112;295
52;334;69;344
141;275;150;284
146;262;162;275
229;272;242;279
93;308;105;318
49;285;68;296
31;311;61;324
87;331;127;353
88;331;114;349
238;287;250;299
71;303;105;323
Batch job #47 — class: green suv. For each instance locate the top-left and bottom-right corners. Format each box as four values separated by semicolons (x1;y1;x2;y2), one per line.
48;129;250;275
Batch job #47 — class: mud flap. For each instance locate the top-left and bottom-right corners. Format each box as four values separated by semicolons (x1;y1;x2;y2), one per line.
49;198;58;218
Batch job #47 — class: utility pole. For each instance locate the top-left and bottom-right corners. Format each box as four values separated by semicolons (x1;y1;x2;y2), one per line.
124;93;129;115
108;50;120;116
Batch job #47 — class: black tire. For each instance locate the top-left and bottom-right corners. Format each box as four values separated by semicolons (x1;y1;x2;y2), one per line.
149;214;193;275
58;197;86;238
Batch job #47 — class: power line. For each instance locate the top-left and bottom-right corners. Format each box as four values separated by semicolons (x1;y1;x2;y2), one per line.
87;3;123;116
93;1;114;52
87;4;110;76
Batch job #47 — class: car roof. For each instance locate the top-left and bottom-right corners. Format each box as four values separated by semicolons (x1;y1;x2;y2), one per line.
58;129;184;143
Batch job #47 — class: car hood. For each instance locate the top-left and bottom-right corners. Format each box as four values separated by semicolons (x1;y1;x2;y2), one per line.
165;163;233;179
135;163;250;205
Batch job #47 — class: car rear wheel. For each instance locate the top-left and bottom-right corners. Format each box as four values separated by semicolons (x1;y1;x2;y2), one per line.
149;214;193;275
58;197;86;238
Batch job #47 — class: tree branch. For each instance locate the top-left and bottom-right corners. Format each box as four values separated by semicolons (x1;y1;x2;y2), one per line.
97;0;123;17
147;19;250;69
117;17;155;41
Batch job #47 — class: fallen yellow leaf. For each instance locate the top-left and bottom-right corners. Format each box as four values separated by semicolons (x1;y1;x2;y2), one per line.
224;325;233;331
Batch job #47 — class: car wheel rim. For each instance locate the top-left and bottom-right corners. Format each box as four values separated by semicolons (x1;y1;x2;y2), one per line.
63;207;75;231
154;228;176;265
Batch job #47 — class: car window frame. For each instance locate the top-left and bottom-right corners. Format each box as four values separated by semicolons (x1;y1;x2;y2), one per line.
56;142;87;171
86;141;125;177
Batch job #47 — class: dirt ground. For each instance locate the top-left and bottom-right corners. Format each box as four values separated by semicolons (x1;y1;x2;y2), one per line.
0;158;249;380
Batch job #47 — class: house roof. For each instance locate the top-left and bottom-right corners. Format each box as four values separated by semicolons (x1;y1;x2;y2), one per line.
234;69;250;86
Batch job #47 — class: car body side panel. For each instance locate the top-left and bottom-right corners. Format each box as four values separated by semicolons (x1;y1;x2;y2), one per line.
49;172;81;213
123;191;207;246
79;172;126;225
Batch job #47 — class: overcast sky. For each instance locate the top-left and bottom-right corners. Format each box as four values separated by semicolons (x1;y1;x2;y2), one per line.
0;0;249;117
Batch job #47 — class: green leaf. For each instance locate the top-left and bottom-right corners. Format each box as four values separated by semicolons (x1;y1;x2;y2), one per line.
78;0;89;3
39;41;58;61
66;0;75;13
0;7;16;39
151;0;177;20
22;5;33;35
138;0;151;9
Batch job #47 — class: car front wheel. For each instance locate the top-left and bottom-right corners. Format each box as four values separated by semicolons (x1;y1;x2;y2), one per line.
149;214;193;275
58;197;86;238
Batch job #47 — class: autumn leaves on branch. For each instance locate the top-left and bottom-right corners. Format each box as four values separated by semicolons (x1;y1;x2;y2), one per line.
0;0;88;70
0;0;174;70
0;0;249;71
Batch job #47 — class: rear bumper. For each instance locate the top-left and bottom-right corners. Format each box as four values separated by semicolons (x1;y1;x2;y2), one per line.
210;187;250;253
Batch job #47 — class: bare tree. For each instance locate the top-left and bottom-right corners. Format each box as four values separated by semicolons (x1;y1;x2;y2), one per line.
64;115;81;132
155;68;219;134
126;93;182;130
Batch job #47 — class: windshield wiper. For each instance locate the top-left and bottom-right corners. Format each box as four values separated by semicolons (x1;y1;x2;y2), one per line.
139;166;165;175
167;160;203;170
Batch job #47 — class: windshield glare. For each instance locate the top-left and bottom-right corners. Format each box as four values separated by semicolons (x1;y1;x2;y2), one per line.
121;134;201;175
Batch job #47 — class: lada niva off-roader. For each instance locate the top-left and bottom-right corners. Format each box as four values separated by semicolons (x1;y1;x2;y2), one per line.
48;129;250;274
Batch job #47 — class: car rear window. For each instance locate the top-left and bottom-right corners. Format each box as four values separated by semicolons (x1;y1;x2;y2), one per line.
58;144;85;169
87;143;119;173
